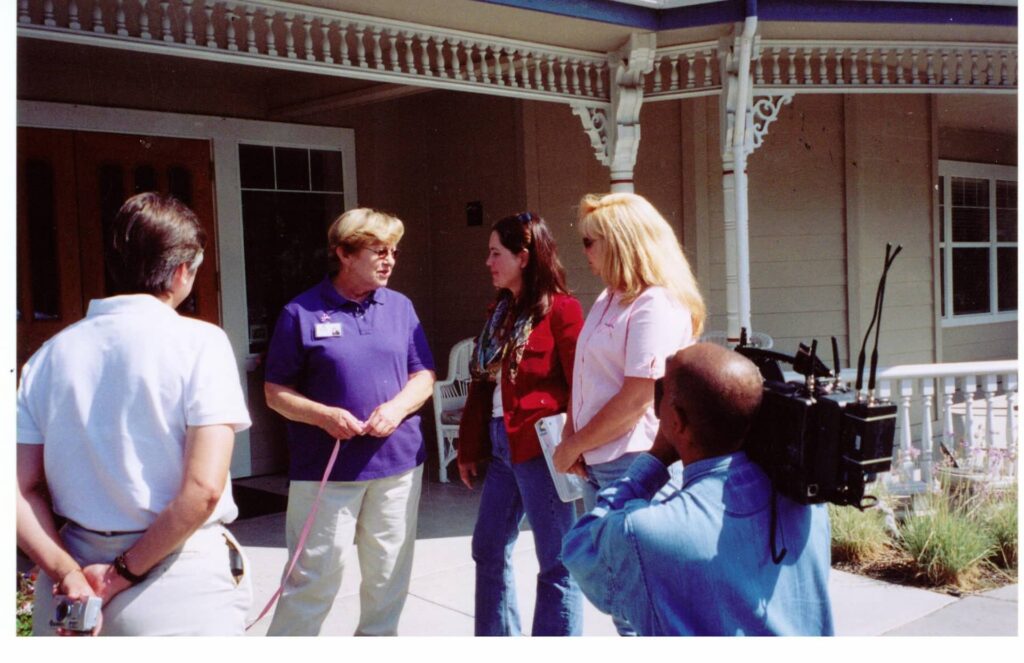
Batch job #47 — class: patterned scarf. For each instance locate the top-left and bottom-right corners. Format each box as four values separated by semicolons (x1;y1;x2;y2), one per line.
469;292;534;384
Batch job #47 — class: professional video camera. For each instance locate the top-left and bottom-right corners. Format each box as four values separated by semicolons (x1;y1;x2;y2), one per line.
736;245;902;523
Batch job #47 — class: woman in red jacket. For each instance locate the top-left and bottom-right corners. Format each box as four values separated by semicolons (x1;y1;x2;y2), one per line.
457;212;584;636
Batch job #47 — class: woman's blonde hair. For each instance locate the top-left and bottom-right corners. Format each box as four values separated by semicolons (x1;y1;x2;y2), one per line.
578;192;705;336
327;208;405;273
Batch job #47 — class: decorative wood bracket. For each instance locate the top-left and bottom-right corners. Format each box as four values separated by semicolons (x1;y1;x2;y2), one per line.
573;32;656;190
749;94;793;153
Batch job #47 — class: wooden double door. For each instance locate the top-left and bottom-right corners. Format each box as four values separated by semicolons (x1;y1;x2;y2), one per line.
16;128;219;369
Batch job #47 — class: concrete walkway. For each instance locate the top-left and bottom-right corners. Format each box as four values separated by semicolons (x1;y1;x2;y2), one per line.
229;476;1018;637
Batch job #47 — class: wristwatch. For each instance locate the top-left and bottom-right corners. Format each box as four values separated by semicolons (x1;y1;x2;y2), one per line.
113;553;148;585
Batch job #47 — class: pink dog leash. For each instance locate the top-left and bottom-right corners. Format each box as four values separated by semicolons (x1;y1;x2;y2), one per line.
246;438;341;630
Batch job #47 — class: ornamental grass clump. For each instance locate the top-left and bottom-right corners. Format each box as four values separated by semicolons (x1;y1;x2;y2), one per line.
899;493;995;588
828;501;895;565
978;487;1018;570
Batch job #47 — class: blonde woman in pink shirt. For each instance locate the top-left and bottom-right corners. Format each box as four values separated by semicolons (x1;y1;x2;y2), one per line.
552;193;705;634
553;192;706;504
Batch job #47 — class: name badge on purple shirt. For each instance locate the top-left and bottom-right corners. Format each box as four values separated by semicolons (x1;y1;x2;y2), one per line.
314;322;343;339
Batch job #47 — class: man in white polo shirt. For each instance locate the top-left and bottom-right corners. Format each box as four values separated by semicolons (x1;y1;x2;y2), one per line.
16;192;253;636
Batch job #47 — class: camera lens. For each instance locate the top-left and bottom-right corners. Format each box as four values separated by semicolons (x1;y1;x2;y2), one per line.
55;601;70;621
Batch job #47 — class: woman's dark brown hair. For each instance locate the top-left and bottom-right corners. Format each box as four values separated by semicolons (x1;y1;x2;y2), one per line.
491;212;569;321
108;192;207;296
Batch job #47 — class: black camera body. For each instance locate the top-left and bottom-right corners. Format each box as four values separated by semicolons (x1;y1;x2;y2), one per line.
741;364;896;509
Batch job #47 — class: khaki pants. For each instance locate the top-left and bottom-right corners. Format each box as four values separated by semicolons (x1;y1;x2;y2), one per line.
34;523;252;636
267;464;423;636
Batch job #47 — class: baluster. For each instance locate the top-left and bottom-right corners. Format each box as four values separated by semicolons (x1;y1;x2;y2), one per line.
926;49;936;84
69;0;81;29
419;33;431;75
354;23;367;67
477;44;489;81
986;50;996;86
370;27;382;69
44;0;55;26
400;31;414;73
304;17;315;61
226;5;238;51
849;48;860;84
771;48;781;85
652;57;663;92
494;49;506;86
787;48;797;84
545;54;555;90
320;20;334;63
583;61;594;95
983;375;998;474
941;50;951;84
183;1;197;45
466;42;477;82
955;51;965;85
835;47;845;84
115;2;127;35
203;2;214;48
942;377;956;461
434;37;446;77
448;39;460;80
865;49;875;84
247;8;259;54
899;379;916;482
703;48;713;86
751;50;762;85
880;48;890;84
570;58;582;94
911;48;921;84
818;48;828;83
1001;51;1010;86
962;375;978;469
920;378;935;486
284;14;296;59
386;31;399;71
534;51;544;89
266;13;278;55
687;52;697;88
668;56;679;91
1006;372;1018;475
160;1;172;42
595;62;605;97
18;0;30;24
896;48;905;84
93;0;104;33
559;57;569;93
802;47;812;84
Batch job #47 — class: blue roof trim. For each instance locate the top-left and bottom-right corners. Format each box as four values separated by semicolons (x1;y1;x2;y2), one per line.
474;1;1016;30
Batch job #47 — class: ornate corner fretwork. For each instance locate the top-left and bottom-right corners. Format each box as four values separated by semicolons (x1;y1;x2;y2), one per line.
572;104;611;166
749;94;793;152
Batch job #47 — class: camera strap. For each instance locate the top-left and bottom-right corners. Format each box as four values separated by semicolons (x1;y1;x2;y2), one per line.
769;486;788;564
245;438;342;631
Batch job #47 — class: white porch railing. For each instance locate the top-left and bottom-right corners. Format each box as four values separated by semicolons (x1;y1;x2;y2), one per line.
17;0;612;106
787;360;1018;494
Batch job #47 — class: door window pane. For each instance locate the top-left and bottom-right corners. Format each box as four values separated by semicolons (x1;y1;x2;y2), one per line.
239;144;275;189
951;206;989;242
996;180;1016;241
134;165;158;194
168;167;194;207
275;148;309;191
98;164;125;296
310;150;344;192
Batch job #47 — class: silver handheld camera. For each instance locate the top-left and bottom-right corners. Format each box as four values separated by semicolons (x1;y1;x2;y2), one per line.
51;595;103;632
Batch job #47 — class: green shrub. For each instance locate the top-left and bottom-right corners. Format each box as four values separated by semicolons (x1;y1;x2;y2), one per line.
829;502;893;564
16;572;34;637
899;493;995;588
978;488;1018;569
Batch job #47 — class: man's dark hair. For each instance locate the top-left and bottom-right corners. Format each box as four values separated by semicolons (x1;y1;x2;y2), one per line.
108;192;206;296
668;343;764;456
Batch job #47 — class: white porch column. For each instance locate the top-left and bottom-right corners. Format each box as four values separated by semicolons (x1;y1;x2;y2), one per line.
573;32;656;192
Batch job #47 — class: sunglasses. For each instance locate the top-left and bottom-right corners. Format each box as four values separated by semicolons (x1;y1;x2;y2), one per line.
653;377;664;419
364;246;400;260
582;237;596;249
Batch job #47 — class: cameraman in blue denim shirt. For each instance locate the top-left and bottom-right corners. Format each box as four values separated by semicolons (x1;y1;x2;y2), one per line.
562;343;834;636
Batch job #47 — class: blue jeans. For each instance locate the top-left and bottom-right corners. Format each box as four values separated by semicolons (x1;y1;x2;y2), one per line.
581;451;683;636
472;418;583;636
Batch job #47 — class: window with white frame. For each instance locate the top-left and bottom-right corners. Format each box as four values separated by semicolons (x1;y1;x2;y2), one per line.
937;160;1017;326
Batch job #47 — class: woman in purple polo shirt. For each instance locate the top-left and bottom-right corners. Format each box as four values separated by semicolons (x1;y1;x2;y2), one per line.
262;208;435;636
552;193;705;634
